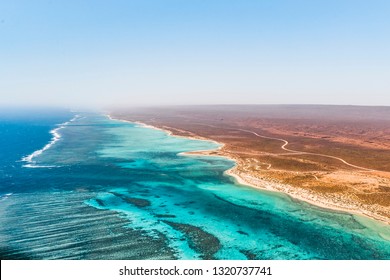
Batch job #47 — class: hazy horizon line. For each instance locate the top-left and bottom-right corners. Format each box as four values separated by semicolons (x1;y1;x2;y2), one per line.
2;103;390;112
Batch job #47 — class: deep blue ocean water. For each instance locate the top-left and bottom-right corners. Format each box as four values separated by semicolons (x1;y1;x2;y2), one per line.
0;111;389;259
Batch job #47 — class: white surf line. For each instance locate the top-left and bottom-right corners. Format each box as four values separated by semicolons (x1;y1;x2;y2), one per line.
0;193;13;202
21;127;62;164
21;114;81;166
22;164;58;168
190;122;377;172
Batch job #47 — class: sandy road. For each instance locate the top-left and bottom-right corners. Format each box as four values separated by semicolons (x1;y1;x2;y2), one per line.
236;128;376;172
189;122;377;172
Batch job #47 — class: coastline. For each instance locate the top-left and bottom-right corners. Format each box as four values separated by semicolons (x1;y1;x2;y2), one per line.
225;167;390;225
107;114;390;226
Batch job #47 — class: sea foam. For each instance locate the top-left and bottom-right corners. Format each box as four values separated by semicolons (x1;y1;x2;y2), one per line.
21;114;80;167
0;193;13;202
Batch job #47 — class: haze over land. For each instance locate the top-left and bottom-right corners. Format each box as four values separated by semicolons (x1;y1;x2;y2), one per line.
1;0;390;108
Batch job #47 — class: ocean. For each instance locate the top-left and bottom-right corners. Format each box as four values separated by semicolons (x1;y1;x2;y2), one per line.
0;110;389;259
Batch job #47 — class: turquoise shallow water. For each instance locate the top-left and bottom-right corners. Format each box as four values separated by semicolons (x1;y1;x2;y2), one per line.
1;113;390;259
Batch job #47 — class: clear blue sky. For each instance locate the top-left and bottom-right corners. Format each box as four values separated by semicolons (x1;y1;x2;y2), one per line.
1;0;389;108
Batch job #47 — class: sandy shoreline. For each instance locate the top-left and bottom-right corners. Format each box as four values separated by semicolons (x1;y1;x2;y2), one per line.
107;114;390;225
225;167;389;224
188;149;390;225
